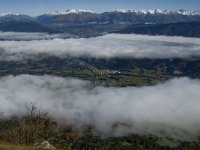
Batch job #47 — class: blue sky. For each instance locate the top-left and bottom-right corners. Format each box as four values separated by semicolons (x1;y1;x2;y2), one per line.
0;0;200;16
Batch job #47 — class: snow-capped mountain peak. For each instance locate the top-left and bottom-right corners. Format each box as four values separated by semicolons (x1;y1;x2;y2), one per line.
115;9;168;14
114;9;200;16
115;9;131;13
50;9;94;15
46;9;200;16
174;9;200;15
0;12;21;17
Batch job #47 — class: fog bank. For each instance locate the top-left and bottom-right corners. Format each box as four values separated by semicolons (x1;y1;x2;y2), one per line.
0;75;200;140
0;33;200;61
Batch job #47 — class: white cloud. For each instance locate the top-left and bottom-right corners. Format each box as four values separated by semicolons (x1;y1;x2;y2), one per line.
0;33;200;61
0;74;200;140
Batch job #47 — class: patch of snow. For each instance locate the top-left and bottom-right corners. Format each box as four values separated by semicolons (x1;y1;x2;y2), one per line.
114;9;200;16
0;12;21;17
49;9;95;15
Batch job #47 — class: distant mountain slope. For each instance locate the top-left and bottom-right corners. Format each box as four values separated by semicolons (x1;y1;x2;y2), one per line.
0;13;33;23
116;21;200;37
0;20;61;33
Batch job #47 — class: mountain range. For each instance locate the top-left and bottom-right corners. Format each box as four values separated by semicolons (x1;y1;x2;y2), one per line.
36;9;200;26
0;9;200;37
1;9;200;25
45;9;200;16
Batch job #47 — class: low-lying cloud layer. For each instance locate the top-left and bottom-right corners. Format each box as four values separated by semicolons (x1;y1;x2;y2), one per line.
0;74;200;140
0;33;200;61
